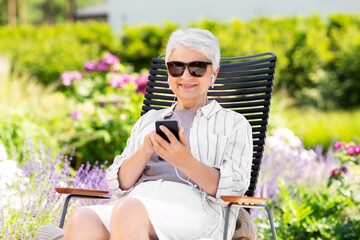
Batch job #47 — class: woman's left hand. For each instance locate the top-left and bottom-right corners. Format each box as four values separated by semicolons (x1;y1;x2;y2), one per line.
151;126;194;167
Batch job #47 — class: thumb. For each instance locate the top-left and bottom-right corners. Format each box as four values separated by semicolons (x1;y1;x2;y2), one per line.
179;127;188;146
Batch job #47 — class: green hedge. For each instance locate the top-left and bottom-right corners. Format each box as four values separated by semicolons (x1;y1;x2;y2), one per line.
0;22;119;86
1;15;360;109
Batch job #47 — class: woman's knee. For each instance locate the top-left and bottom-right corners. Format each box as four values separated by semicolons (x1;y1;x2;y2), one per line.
64;208;109;240
111;198;156;239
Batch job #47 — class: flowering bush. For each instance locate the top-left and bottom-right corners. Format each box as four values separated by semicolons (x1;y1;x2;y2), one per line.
59;53;148;167
0;139;109;239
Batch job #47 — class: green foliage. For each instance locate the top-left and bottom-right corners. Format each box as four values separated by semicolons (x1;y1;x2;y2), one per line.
118;21;178;71
256;184;359;239
0;22;118;86
0;73;65;160
2;15;360;108
118;14;360;109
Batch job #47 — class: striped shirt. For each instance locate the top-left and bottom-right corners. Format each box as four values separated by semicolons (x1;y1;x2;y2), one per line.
106;100;253;199
106;100;253;237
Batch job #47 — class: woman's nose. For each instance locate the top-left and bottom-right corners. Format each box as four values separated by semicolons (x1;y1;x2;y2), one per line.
182;67;193;79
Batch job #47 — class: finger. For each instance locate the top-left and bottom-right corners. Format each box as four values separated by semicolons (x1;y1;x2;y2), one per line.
153;130;169;149
159;125;178;143
179;127;189;147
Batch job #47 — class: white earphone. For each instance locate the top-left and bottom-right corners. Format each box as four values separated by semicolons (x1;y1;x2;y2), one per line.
210;74;215;88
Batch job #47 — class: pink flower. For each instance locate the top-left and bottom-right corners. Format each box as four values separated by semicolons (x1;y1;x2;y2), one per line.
102;53;120;66
135;75;148;94
109;74;133;88
60;71;73;86
72;71;83;81
97;53;120;72
84;60;97;72
96;61;109;72
334;141;343;149
70;111;82;120
346;147;354;156
60;71;83;86
330;168;339;178
353;145;360;154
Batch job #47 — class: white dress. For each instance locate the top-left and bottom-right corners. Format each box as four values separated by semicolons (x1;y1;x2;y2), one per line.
85;180;224;240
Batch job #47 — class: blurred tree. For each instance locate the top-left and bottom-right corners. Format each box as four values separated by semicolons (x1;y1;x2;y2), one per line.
7;0;16;26
43;0;51;24
0;0;105;25
18;0;26;24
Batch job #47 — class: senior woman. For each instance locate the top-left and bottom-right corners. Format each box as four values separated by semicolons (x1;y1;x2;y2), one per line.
63;28;253;240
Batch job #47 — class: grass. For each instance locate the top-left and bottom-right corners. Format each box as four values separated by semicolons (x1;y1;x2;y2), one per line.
280;108;360;149
269;91;360;150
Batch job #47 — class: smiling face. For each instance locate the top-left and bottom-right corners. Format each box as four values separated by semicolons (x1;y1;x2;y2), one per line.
167;47;218;110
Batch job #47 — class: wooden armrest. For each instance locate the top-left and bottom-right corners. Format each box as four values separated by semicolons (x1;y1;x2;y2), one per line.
55;187;109;197
220;196;267;204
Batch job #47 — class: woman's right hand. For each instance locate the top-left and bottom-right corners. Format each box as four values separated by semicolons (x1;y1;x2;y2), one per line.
118;130;155;190
142;130;156;154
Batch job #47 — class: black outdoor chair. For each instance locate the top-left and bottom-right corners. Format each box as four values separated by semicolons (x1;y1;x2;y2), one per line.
55;52;277;240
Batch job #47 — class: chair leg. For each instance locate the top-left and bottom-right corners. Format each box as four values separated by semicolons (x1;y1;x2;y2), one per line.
59;195;75;228
222;203;277;240
262;204;277;240
223;202;234;240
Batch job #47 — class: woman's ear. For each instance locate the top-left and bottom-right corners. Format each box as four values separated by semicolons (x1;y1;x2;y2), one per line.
211;67;220;88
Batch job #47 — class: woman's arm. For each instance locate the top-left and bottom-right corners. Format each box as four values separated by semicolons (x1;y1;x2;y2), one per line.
118;132;155;190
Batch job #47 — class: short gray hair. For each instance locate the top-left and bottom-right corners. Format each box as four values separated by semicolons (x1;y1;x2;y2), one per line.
165;28;220;71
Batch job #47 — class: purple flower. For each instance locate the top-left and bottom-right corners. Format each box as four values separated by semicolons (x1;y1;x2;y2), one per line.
135;75;148;94
96;61;109;72
60;71;83;86
84;60;97;72
340;165;348;174
334;141;343;149
70;111;82;120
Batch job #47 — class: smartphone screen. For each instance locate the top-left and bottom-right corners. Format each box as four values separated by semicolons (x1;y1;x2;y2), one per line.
155;119;179;143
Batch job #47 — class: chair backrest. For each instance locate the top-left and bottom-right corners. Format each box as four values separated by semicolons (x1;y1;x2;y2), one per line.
142;52;277;197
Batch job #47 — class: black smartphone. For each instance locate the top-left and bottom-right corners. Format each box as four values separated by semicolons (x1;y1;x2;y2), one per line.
155;119;179;143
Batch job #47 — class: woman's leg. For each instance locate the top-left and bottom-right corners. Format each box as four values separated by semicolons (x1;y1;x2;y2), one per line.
64;208;110;240
110;197;158;240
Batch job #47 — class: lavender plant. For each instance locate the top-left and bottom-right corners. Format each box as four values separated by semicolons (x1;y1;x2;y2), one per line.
255;128;338;201
0;138;109;240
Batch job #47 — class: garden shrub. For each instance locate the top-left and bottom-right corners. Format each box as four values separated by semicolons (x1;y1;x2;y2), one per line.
59;53;146;167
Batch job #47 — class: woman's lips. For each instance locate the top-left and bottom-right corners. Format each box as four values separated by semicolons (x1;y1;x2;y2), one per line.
179;84;196;89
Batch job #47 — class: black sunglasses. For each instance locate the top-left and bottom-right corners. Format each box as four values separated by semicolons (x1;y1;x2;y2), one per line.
166;61;212;77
